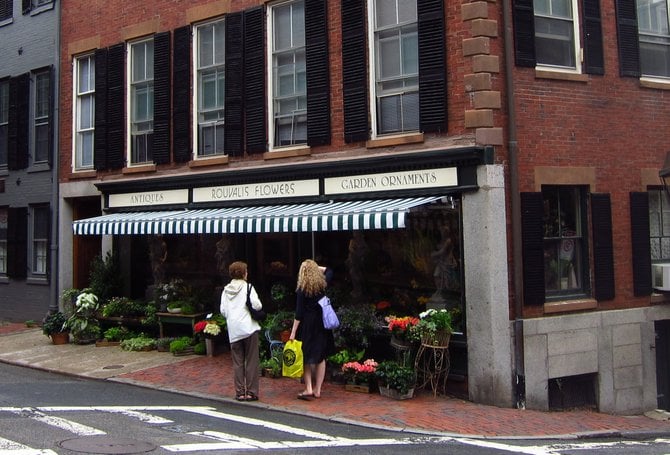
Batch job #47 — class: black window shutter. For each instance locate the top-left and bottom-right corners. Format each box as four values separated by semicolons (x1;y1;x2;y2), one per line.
7;207;27;280
244;7;267;154
225;12;244;157
418;0;446;133
173;25;192;163
591;193;615;301
305;0;330;146
94;48;108;171
521;192;546;306
630;192;652;296
583;0;604;75
21;0;30;15
47;66;54;167
106;43;125;169
8;74;29;170
0;0;13;21
512;0;536;67
341;0;369;143
615;0;641;77
153;31;171;165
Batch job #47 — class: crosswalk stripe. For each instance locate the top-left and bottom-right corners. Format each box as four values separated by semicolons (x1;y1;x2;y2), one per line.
0;436;57;454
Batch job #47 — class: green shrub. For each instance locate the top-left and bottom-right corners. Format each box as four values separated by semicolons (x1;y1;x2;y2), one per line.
169;336;194;354
119;336;155;351
103;326;135;342
194;341;206;355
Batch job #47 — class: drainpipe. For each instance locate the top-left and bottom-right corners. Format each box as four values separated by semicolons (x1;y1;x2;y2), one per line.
502;0;525;408
48;2;61;314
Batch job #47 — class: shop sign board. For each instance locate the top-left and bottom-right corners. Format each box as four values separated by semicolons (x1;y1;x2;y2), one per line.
193;179;320;203
324;167;457;195
108;189;189;208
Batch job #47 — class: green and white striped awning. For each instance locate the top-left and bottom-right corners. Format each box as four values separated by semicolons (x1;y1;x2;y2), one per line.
73;197;443;235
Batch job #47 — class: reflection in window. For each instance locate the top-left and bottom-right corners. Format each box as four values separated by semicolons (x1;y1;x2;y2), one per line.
637;0;670;78
75;54;95;169
34;71;50;163
533;0;579;69
130;39;154;164
371;0;419;135
32;206;49;275
542;186;585;293
649;189;670;260
197;19;226;157
271;0;307;148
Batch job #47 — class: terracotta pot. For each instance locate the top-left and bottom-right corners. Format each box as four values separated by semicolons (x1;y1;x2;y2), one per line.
50;332;70;345
280;330;291;343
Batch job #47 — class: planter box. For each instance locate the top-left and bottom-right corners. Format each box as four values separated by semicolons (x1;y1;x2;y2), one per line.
95;340;121;347
345;383;371;393
379;385;414;400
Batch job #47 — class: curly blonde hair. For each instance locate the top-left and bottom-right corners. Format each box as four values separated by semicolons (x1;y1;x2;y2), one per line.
296;259;326;297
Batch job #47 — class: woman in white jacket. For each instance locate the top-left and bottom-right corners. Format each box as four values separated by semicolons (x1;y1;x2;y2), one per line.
220;261;263;401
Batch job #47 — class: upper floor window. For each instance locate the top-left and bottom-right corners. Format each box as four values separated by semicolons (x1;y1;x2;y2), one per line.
0;0;12;22
196;19;226;157
649;189;670;260
74;55;95;170
542;186;587;295
0;208;6;276
533;0;581;69
637;0;670;78
0;80;8;167
33;70;50;163
369;0;419;136
270;0;307;148
31;205;48;276
129;39;154;165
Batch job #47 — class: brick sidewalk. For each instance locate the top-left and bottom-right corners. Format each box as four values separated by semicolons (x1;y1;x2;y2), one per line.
2;321;669;437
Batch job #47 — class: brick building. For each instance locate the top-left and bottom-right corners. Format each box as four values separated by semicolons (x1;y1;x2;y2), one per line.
56;0;670;414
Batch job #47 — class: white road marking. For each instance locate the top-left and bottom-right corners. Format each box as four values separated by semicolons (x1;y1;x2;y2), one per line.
5;408;105;436
0;436;57;454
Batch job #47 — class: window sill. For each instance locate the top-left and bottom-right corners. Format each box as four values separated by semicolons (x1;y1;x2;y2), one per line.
263;146;311;160
640;78;670;90
0;276;8;284
535;69;589;83
651;292;670;305
26;277;49;285
122;164;157;175
69;170;97;179
366;132;424;149
543;298;597;314
27;163;50;173
0;18;13;28
189;155;229;168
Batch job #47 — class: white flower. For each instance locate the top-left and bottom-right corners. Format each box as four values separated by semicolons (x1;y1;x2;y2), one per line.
76;292;98;310
203;322;221;337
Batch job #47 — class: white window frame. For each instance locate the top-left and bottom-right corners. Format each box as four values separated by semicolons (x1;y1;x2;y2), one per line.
367;0;420;138
30;205;48;277
649;189;670;260
33;70;50;164
195;18;226;158
637;0;670;79
73;54;95;171
267;0;308;151
127;38;154;166
0;80;8;168
0;208;6;276
533;0;582;72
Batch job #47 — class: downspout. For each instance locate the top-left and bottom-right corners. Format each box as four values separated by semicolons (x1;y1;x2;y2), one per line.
502;0;525;408
48;1;61;314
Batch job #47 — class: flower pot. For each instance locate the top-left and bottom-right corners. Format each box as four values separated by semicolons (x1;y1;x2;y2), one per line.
50;332;69;345
379;385;414;400
421;330;451;347
205;338;228;357
345;382;371;393
280;330;291;343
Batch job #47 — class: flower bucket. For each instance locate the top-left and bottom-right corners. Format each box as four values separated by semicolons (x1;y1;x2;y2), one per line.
50;332;69;345
421;330;451;347
390;336;413;350
345;382;371;393
379;385;414;400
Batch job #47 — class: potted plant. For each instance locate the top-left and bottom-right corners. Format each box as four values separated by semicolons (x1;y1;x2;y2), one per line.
374;360;416;400
194;314;227;356
169;336;195;355
119;335;156;351
260;356;282;378
386;315;420;347
97;326;133;346
341;358;378;393
268;310;294;343
64;290;101;344
414;308;454;347
42;311;69;345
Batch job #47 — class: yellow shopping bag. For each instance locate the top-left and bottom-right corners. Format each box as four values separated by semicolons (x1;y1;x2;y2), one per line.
282;339;303;378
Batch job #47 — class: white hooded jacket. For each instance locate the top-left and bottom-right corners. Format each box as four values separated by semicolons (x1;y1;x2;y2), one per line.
220;279;262;343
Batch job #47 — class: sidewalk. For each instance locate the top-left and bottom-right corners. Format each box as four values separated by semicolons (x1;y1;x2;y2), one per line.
1;322;669;439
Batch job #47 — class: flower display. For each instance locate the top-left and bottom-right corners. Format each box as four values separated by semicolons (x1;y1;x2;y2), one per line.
75;292;99;311
342;358;378;384
156;279;187;303
386;315;419;342
415;308;454;346
194;313;225;338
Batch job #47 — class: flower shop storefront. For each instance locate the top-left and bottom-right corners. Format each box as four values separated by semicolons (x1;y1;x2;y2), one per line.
70;148;515;407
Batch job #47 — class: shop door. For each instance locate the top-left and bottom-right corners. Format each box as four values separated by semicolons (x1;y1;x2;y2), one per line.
656;320;670;410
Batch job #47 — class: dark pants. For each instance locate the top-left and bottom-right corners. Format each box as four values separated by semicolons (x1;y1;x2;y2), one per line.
230;331;260;397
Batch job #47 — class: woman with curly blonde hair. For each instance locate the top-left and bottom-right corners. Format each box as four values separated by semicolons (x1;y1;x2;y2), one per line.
289;259;334;400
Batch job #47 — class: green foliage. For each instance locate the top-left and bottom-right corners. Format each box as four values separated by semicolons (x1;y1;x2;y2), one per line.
267;310;294;334
88;251;123;304
155;337;175;350
193;341;206;355
42;312;68;336
260;356;281;377
169;336;194;353
374;361;416;394
102;297;147;318
414;308;454;344
120;336;156;351
327;348;365;366
181;302;197;315
103;326;135;342
333;304;379;352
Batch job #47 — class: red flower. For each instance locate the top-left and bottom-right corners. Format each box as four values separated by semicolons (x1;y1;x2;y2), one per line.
194;320;208;333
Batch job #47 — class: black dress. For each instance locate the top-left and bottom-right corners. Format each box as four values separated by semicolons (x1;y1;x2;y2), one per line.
295;291;335;364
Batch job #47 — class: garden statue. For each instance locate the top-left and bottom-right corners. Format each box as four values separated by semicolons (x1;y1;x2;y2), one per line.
149;234;168;285
346;231;368;302
429;224;459;305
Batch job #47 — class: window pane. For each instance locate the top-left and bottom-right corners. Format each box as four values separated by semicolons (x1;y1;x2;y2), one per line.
376;0;398;28
32;207;48;275
197;20;225;157
640;40;670;77
274;5;292;50
0;208;6;275
535;16;575;67
199;24;214;68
